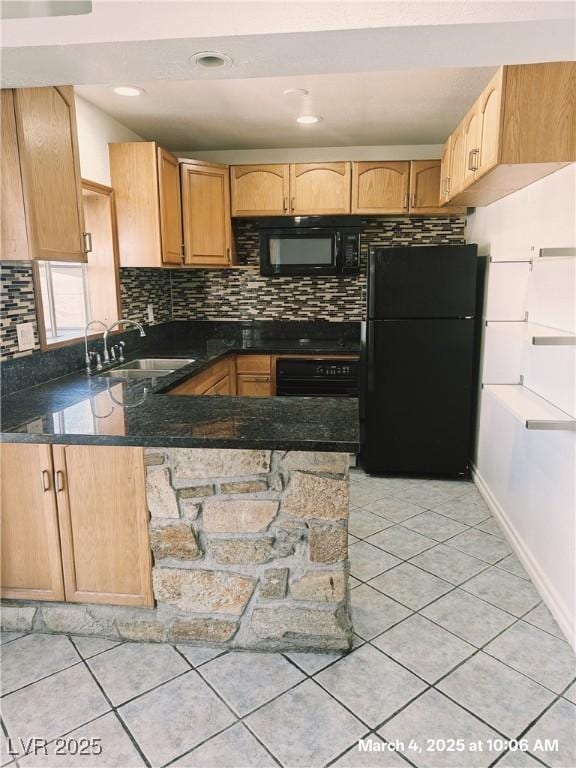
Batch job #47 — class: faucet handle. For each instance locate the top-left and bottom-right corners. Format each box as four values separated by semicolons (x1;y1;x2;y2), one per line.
110;344;119;362
118;341;126;362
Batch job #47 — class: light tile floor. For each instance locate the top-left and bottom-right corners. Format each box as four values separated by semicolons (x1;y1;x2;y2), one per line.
1;471;575;768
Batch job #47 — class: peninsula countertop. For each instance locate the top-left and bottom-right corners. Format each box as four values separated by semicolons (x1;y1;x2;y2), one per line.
1;334;360;452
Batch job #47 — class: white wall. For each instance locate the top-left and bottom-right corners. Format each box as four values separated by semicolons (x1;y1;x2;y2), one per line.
178;145;443;164
467;165;576;647
74;95;143;186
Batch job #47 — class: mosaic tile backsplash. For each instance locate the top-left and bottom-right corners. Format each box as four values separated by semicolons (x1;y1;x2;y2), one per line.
170;217;466;322
0;262;41;358
1;217;465;359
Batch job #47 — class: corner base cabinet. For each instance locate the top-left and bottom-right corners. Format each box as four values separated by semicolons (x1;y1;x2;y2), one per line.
0;444;153;607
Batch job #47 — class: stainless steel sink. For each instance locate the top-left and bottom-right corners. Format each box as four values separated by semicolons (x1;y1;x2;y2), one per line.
98;358;195;379
117;358;195;371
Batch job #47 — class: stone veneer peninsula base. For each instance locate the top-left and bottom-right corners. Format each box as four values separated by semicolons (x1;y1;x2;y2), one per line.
1;448;352;651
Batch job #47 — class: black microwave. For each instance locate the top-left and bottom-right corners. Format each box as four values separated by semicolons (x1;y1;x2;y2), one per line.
259;217;361;277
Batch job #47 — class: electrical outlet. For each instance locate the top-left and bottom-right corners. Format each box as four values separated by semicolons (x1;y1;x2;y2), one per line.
16;322;35;351
147;303;155;323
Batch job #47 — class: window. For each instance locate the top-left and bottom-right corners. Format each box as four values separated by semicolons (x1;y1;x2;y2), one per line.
35;179;121;349
38;261;90;344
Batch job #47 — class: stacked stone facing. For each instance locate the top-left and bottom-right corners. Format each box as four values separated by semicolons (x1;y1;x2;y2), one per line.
1;448;352;651
146;448;352;650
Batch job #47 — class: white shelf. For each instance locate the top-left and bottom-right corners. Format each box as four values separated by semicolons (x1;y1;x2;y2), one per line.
539;247;576;259
528;323;576;346
484;385;576;431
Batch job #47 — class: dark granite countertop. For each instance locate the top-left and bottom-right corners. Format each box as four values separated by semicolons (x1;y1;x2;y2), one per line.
1;330;360;452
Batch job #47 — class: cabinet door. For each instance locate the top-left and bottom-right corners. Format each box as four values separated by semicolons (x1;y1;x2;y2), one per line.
411;160;466;215
109;141;163;268
0;444;65;601
235;354;271;374
351;162;409;214
157;147;183;264
462;102;481;188
231;165;289;216
205;375;231;395
14;86;86;262
448;122;466;198
1;90;29;260
290;163;351;215
477;67;504;178
439;138;452;207
236;374;272;397
54;446;153;607
181;163;233;266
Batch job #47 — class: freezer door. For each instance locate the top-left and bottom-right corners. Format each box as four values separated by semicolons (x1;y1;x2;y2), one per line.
360;318;475;475
368;245;478;319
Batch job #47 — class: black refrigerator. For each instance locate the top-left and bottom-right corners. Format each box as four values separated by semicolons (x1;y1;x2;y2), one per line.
359;244;479;476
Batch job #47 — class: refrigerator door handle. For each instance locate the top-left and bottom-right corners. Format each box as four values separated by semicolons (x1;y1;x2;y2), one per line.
368;249;376;317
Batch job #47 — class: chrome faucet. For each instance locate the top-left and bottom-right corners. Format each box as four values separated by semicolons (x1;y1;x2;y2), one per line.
103;317;146;363
84;320;108;374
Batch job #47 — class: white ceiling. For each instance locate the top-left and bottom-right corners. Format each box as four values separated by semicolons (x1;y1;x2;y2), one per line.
3;1;574;153
76;67;498;151
4;1;574;47
2;2;574;89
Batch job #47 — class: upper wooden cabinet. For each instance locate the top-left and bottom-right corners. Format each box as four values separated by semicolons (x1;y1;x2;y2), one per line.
230;162;351;216
0;443;153;607
409;160;465;215
351;161;409;214
475;67;504;178
158;148;184;264
109;141;183;267
1;90;29;261
231;164;289;216
442;62;575;207
181;161;235;267
351;160;465;216
447;121;466;200
290;162;351;214
1;86;86;262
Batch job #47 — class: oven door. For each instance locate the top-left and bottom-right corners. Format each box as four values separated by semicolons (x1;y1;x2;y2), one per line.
260;229;341;276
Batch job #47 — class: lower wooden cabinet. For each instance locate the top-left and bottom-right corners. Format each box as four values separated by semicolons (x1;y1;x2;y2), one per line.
168;357;235;396
0;444;65;601
235;354;273;397
0;443;153;606
236;374;272;397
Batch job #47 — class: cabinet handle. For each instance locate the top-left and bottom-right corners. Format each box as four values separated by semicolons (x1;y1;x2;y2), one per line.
291;197;295;213
468;148;480;172
226;247;231;262
82;231;92;254
445;176;451;195
40;470;51;492
404;193;409;209
410;193;416;208
283;196;288;213
55;470;65;493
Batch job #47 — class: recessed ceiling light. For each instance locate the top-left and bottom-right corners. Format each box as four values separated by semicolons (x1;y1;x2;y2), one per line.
190;51;232;68
113;86;145;97
296;115;322;125
283;88;309;97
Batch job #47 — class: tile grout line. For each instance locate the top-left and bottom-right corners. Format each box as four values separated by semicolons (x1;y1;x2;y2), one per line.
69;636;153;768
170;645;284;768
